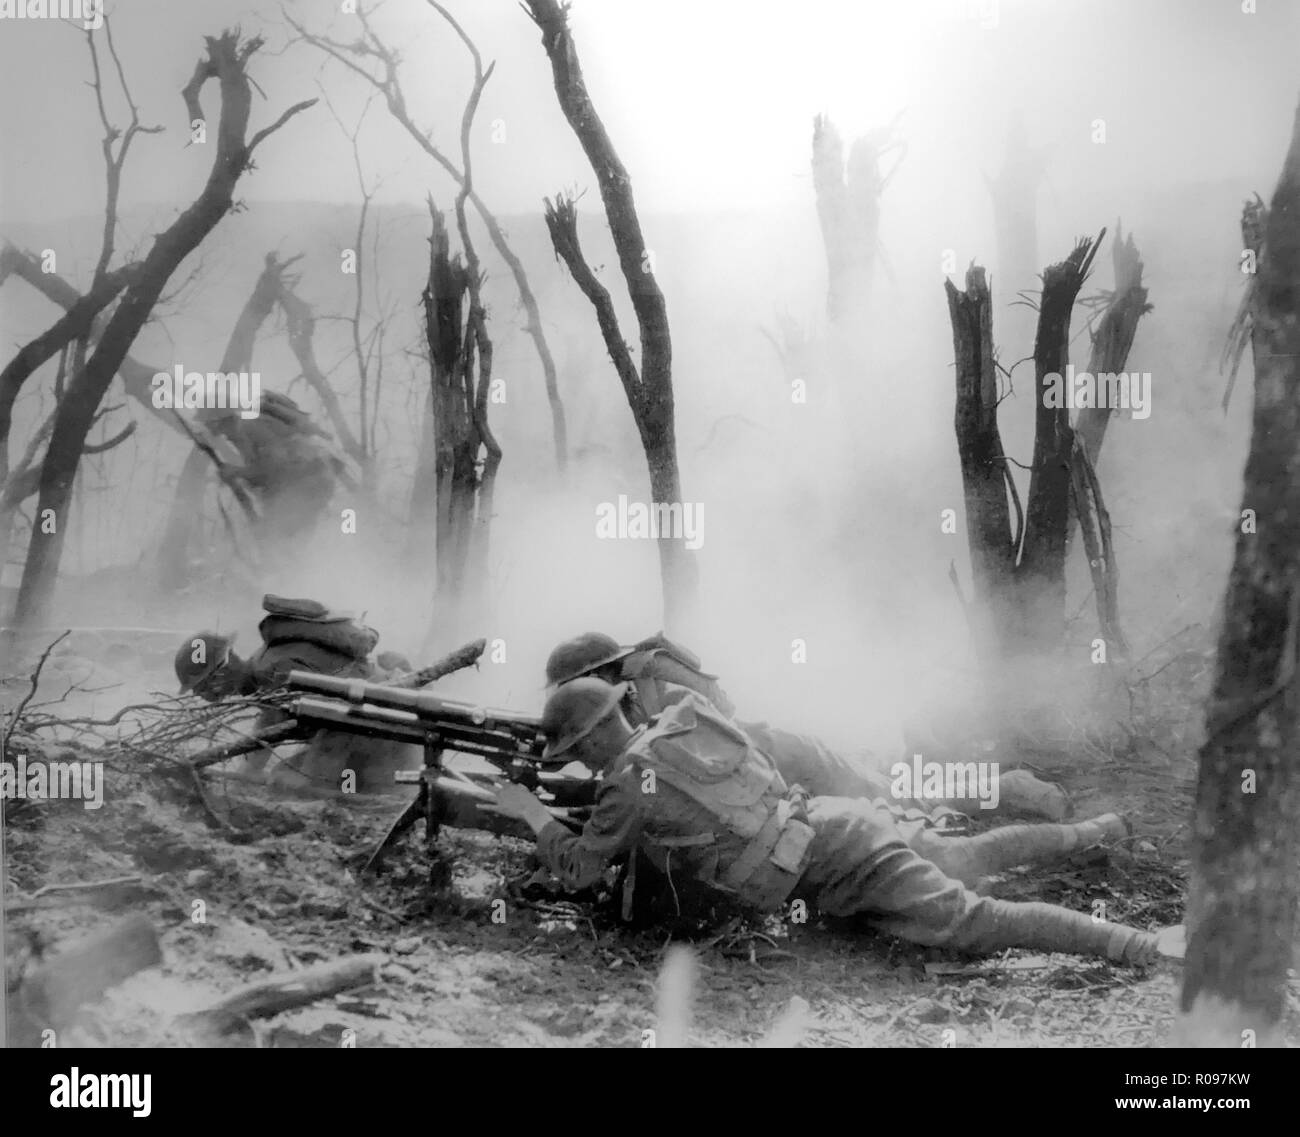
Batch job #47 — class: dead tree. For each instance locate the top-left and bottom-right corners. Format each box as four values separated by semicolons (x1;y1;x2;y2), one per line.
0;261;140;478
1073;223;1151;466
287;3;568;472
946;266;1017;658
1173;101;1300;1048
12;31;315;629
0;246;175;422
1064;225;1152;652
421;203;499;643
945;234;1115;659
0;22;158;596
1018;240;1106;648
811;114;904;325
526;0;699;631
0;350;135;581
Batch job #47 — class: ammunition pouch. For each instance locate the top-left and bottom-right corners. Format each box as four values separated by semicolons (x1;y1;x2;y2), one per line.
717;794;815;910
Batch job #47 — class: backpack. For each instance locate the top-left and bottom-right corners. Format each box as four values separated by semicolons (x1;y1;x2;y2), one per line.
257;594;380;662
625;695;815;912
624;633;736;718
629;632;715;676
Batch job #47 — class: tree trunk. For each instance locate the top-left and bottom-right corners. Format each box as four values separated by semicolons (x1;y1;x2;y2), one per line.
0;260;138;478
1172;99;1300;1048
421;203;497;648
1013;236;1102;655
945;266;1016;659
1073;225;1150;466
812;115;897;326
527;0;699;632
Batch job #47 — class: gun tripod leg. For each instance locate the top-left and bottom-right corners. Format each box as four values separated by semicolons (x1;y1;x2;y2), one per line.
361;742;447;875
361;784;427;874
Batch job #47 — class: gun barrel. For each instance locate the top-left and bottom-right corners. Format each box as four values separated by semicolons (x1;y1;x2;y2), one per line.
286;689;546;762
285;670;540;732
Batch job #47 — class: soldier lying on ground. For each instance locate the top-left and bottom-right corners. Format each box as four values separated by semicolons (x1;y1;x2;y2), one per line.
543;631;1066;822
174;595;416;791
484;679;1185;964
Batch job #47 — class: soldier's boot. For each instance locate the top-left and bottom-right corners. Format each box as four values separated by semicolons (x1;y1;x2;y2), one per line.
919;813;1130;888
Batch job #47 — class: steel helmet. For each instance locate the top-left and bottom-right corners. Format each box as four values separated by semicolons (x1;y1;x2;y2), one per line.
540;677;628;761
544;632;634;691
174;631;237;694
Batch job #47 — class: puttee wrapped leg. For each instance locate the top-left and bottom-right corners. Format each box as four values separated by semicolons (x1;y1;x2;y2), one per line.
913;813;1130;887
800;799;1157;963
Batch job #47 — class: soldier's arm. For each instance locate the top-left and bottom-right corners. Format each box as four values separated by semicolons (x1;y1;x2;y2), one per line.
534;771;643;892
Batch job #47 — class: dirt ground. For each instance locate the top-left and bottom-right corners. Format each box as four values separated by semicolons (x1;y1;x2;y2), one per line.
4;629;1299;1049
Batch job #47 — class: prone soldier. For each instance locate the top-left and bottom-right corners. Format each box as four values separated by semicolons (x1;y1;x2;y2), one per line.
543;631;1064;822
485;679;1184;964
174;595;417;791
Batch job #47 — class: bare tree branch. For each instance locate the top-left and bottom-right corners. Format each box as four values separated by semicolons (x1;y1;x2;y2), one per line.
286;6;567;469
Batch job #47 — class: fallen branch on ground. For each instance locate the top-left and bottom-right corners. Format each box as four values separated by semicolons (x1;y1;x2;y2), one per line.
176;952;387;1036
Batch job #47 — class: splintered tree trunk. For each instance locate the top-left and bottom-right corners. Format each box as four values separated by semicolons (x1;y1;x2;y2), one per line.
421;204;497;645
1074;225;1151;465
812;115;895;326
1065;226;1151;639
425;207;472;614
1172;100;1300;1049
945;237;1105;660
1013;236;1102;654
527;0;698;632
945;266;1016;659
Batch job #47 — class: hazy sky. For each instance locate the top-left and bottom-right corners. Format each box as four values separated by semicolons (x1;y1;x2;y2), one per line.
2;0;1299;229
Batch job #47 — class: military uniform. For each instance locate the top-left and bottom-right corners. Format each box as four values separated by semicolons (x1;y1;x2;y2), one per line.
241;633;417;794
535;693;1158;963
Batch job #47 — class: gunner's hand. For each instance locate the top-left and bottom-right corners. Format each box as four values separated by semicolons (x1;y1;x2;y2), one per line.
480;783;554;833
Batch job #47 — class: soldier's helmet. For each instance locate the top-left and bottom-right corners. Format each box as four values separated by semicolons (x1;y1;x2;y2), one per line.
540;677;628;761
174;631;237;695
544;632;634;691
